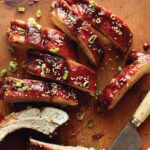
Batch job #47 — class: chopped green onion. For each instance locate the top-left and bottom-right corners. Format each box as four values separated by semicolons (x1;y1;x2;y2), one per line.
83;81;90;89
28;18;42;30
41;71;45;77
22;85;29;91
9;61;18;72
1;69;7;77
49;47;60;53
42;63;46;68
19;29;25;35
68;14;77;24
35;24;42;30
89;0;96;7
16;82;23;87
4;112;16;120
36;10;41;18
96;18;101;24
88;35;97;45
17;6;26;13
63;70;69;80
118;66;123;72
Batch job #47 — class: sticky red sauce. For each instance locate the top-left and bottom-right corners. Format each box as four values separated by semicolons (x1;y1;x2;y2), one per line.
56;5;83;35
43;28;76;60
9;20;76;60
55;0;104;65
28;51;65;82
4;0;24;7
99;51;150;109
65;0;133;51
27;51;96;95
67;60;96;95
77;21;104;64
27;21;43;49
4;78;78;104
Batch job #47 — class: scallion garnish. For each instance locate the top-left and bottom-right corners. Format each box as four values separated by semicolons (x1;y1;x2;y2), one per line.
17;6;26;13
63;70;69;80
36;10;41;18
118;66;123;72
1;69;7;77
88;35;97;45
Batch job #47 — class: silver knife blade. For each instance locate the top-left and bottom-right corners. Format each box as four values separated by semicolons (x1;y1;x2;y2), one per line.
108;122;142;150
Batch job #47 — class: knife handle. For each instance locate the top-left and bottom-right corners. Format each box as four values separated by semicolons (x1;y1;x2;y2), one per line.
132;91;150;127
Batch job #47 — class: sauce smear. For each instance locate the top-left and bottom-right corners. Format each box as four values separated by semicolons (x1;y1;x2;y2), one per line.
4;0;24;7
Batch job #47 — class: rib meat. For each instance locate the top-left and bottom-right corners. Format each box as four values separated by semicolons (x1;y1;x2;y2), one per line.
1;77;78;106
0;107;69;142
8;18;76;60
99;51;150;110
29;138;95;150
65;0;133;52
51;0;106;66
27;50;96;96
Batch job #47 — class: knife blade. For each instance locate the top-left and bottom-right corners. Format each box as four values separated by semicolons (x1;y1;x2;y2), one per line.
109;91;150;150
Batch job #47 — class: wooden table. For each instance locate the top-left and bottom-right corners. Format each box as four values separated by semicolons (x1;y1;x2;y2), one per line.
0;0;150;150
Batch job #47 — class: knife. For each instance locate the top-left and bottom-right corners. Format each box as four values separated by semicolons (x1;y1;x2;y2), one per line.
109;91;150;150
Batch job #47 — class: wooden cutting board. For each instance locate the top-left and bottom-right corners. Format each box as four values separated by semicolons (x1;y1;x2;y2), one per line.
0;0;150;150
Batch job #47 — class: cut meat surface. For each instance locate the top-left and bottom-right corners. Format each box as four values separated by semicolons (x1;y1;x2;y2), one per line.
51;0;105;65
99;51;150;110
27;50;96;96
8;18;76;60
0;107;69;142
1;77;78;106
65;0;133;52
29;138;95;150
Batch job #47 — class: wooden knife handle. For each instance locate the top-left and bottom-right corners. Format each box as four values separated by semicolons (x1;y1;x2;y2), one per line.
133;91;150;127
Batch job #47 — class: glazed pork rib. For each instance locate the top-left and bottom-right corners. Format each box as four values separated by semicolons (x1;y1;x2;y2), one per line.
0;77;78;106
51;0;106;66
99;51;150;110
27;50;96;96
65;0;133;52
8;18;76;60
0;107;69;142
29;138;95;150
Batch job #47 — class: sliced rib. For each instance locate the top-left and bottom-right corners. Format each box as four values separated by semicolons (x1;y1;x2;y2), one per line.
65;0;133;52
27;50;96;96
51;0;106;66
1;77;78;106
99;51;150;110
29;138;95;150
8;18;76;60
0;107;69;142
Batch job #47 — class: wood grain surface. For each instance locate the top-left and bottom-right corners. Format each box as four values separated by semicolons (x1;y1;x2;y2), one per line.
0;0;150;150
